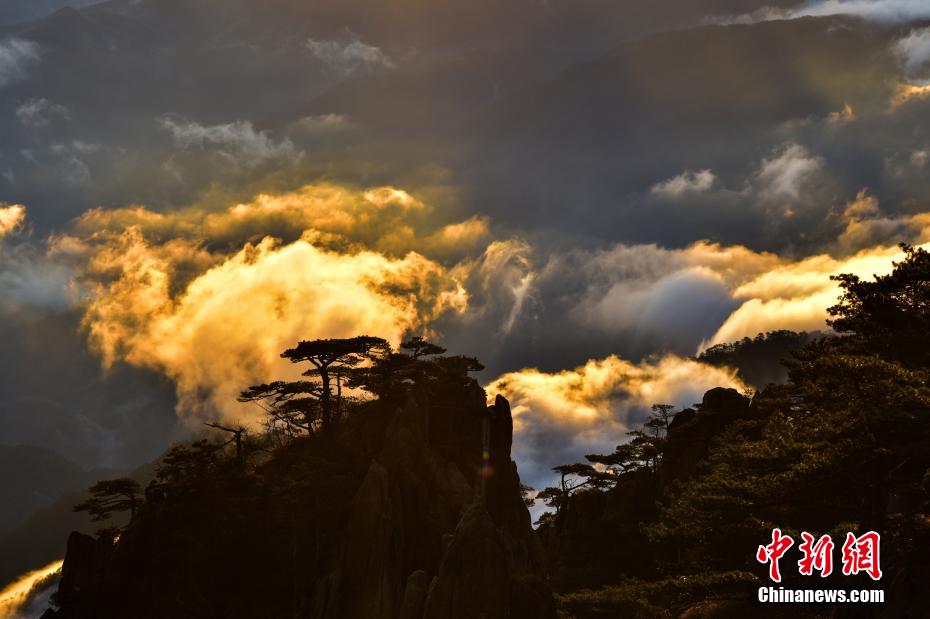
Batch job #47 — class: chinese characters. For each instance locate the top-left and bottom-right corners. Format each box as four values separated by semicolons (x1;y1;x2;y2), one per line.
756;529;881;582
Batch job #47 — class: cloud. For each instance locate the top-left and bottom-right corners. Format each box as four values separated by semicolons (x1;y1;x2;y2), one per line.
71;183;488;261
789;0;930;22
0;204;25;237
827;103;856;124
0;39;39;89
485;355;745;488
158;116;301;168
755;142;824;202
65;184;493;424
290;114;358;138
712;0;930;24
705;243;915;346
522;221;926;360
79;231;466;422
910;149;929;167
642;143;832;230
832;189;918;251
305;37;394;76
0;205;77;311
892;27;930;75
15;98;70;128
891;82;930;107
539;241;777;354
450;239;537;336
650;169;716;198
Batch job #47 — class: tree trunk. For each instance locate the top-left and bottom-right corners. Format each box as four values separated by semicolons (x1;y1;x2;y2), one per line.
320;366;332;429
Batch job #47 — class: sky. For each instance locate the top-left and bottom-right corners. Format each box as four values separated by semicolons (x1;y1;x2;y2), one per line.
2;0;930;498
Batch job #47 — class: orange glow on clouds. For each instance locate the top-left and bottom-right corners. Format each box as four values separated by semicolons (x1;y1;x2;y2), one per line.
42;179;928;432
66;184;478;424
891;82;930;107
487;355;745;435
0;559;62;619
0;204;25;237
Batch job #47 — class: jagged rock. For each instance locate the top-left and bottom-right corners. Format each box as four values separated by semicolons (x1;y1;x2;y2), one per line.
700;387;750;415
662;388;751;486
338;460;396;619
399;570;429;619
57;531;113;600
423;504;512;619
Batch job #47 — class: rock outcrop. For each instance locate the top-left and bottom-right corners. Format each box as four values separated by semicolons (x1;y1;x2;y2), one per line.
50;382;554;619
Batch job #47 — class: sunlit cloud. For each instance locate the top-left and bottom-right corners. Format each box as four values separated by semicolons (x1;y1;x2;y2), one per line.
486;355;745;487
0;559;62;619
891;82;930;107
0;204;25;237
81;231;466;422
66;184;483;424
71;183;487;261
827;103;856;124
706;243;913;346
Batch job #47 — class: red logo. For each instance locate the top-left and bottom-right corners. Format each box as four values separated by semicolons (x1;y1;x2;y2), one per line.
798;532;834;577
841;531;882;581
757;529;881;582
756;528;794;583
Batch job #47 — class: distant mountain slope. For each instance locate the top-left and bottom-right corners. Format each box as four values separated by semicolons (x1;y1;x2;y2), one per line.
0;445;94;536
0;462;155;588
697;330;824;388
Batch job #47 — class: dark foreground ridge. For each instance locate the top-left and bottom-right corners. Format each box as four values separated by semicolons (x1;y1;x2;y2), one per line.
47;381;555;619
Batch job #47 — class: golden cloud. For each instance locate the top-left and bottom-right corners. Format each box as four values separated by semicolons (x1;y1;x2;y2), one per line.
0;559;63;619
891;82;930;108
0;204;25;237
563;227;924;355
72;183;485;261
51;177;930;432
69;184;477;425
706;244;913;347
485;355;745;480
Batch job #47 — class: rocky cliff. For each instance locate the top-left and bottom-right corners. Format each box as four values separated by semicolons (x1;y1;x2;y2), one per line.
47;384;554;619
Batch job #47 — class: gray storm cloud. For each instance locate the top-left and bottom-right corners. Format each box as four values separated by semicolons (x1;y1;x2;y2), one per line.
158;116;302;169
304;37;395;76
0;39;38;89
650;169;717;197
15;99;71;129
893;26;930;82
